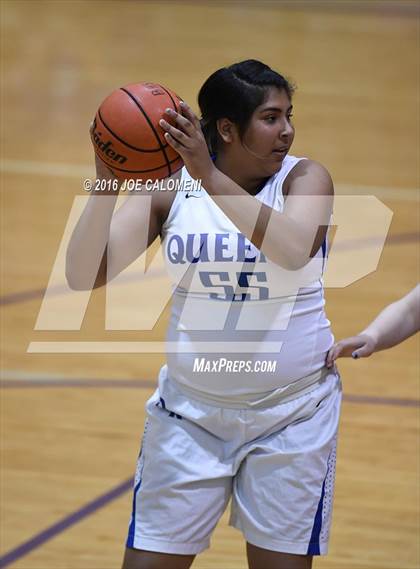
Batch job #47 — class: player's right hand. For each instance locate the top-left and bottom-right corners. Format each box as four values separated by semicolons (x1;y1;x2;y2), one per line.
89;119;120;189
94;153;117;180
92;152;122;194
326;334;377;367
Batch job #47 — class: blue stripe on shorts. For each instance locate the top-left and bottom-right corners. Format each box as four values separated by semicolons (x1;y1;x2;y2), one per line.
307;468;328;555
126;479;142;548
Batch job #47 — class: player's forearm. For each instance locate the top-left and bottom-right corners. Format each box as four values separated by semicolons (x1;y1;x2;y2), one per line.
203;168;317;270
66;194;118;290
362;299;418;352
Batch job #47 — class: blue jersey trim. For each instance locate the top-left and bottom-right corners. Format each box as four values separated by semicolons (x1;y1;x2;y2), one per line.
321;237;327;273
321;237;327;259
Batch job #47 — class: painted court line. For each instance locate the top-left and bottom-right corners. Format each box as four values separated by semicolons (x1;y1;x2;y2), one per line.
2;157;419;201
0;378;156;389
0;376;418;408
0;266;165;306
0;478;133;569
0;158;93;179
1;231;418;307
343;393;419;408
0;395;418;569
26;341;283;354
0;375;418;567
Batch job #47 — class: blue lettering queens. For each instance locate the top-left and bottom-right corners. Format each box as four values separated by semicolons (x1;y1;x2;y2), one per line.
166;232;267;265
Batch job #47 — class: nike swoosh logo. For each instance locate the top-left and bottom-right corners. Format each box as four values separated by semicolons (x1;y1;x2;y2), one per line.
185;193;202;199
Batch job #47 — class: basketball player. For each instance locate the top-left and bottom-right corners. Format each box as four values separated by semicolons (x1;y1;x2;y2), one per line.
326;284;419;366
67;60;340;569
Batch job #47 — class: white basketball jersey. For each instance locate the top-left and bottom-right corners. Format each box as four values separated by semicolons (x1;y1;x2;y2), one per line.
160;155;333;400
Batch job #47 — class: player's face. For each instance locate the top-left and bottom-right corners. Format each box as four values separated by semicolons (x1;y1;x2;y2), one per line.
240;87;295;175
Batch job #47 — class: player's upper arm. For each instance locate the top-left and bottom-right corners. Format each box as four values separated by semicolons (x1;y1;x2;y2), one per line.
96;173;179;286
105;193;161;282
283;159;334;262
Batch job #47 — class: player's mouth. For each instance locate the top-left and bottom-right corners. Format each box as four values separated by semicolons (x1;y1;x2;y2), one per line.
272;147;288;158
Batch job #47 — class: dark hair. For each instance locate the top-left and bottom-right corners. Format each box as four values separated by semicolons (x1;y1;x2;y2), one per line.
198;59;295;154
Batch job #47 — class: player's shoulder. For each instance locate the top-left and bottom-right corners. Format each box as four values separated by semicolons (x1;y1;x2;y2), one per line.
285;157;334;196
288;157;332;181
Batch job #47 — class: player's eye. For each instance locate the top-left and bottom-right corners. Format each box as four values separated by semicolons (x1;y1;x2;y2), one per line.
263;115;276;123
287;113;294;121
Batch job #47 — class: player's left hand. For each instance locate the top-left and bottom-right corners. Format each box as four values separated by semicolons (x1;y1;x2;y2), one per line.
159;102;215;182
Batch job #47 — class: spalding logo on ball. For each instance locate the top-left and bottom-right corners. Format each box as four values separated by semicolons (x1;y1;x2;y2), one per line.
91;82;184;181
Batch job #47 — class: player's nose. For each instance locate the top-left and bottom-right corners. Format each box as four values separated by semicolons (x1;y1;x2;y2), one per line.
279;117;293;141
279;118;293;143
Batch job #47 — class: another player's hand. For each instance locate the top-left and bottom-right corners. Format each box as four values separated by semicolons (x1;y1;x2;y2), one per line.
159;102;215;182
326;334;377;368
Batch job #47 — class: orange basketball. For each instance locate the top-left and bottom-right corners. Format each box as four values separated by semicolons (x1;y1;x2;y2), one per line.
91;82;184;181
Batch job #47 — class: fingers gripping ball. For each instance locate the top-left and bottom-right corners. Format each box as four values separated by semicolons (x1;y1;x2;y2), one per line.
91;82;184;181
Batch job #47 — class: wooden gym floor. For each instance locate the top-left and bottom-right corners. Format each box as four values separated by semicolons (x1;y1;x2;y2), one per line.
1;1;419;568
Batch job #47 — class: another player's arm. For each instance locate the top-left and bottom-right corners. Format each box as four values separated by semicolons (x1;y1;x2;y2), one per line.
66;156;177;290
326;285;420;365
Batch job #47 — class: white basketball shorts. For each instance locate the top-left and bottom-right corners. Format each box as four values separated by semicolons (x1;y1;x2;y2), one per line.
126;368;342;556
